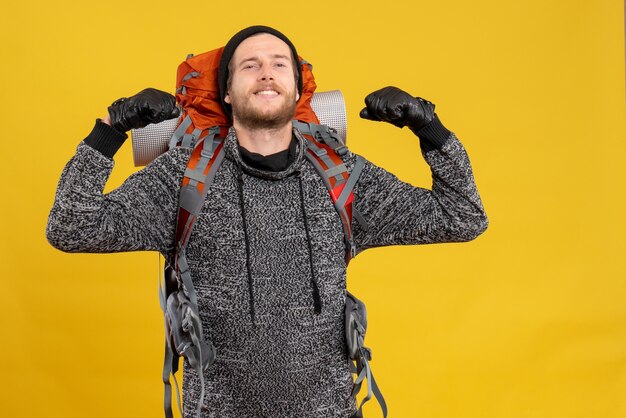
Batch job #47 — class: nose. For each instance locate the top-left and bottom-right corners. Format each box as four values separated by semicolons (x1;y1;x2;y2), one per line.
258;64;274;81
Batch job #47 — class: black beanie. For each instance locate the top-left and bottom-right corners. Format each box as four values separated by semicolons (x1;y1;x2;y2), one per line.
218;25;303;119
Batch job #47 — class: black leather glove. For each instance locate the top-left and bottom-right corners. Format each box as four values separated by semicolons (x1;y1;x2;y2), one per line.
108;88;180;133
359;86;435;132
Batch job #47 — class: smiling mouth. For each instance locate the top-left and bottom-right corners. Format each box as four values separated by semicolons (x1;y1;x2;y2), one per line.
255;90;279;96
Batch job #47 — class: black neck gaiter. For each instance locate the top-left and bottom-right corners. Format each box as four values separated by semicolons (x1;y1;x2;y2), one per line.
239;135;298;173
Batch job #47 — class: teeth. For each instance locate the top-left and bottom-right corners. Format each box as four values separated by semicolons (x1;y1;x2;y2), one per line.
256;90;278;96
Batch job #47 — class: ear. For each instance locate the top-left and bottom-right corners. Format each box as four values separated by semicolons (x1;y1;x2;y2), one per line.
224;93;231;104
296;92;300;102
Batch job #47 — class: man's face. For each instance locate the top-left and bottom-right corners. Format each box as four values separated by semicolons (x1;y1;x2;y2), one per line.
224;33;300;130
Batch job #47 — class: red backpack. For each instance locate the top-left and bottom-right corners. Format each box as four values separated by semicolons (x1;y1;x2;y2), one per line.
158;47;386;418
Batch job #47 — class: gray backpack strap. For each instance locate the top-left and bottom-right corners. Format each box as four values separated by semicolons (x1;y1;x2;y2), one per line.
168;115;194;150
181;127;203;149
295;121;369;257
159;281;183;418
298;124;365;263
161;126;226;418
345;291;388;418
293;120;348;156
296;123;386;415
160;270;212;418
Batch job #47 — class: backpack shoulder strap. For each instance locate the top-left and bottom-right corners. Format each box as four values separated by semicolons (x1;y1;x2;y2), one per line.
175;126;228;253
294;121;366;265
160;125;227;418
295;121;387;417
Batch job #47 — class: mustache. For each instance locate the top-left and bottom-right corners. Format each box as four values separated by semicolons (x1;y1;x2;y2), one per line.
252;83;284;94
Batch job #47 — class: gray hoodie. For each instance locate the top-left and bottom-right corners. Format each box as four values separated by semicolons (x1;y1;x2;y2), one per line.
47;119;487;418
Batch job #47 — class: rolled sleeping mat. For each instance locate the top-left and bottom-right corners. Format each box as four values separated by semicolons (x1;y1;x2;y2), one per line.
131;89;347;167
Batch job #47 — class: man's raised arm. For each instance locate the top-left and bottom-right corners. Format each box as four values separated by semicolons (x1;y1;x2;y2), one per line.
46;89;185;254
352;86;488;253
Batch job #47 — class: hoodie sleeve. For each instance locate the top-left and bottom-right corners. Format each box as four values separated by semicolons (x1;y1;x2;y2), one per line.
350;128;488;255
46;122;189;254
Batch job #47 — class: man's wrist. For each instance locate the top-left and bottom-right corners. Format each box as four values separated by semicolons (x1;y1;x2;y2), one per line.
83;118;128;158
411;114;451;152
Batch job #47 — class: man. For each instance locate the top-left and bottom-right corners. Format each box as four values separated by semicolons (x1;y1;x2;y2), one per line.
47;25;487;418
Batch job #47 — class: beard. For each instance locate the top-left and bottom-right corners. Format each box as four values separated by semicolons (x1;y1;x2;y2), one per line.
230;86;297;130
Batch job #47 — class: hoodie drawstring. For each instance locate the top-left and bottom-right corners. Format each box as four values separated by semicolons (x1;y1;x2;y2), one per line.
237;169;323;325
296;171;322;314
237;170;256;324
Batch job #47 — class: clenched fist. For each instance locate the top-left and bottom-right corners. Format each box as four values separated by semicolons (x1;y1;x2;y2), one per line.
108;88;180;133
359;86;435;133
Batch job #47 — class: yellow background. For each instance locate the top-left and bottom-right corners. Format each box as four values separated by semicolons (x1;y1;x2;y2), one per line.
1;0;625;417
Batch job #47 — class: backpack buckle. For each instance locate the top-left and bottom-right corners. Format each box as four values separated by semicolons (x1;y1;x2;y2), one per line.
313;146;328;157
335;145;348;157
200;127;221;159
361;346;372;361
345;237;357;262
